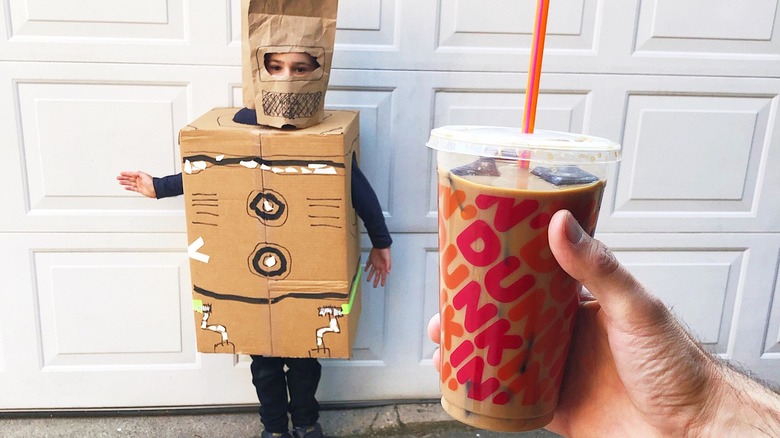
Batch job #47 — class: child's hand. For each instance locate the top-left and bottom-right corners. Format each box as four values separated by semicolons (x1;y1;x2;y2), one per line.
117;171;156;198
364;247;391;288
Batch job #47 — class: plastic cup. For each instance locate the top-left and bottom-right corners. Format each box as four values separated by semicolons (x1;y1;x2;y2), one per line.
427;126;620;432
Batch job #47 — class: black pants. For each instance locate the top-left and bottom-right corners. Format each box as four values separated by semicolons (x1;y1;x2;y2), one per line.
250;355;321;433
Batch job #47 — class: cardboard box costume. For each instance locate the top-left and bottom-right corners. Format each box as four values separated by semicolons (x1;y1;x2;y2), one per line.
179;108;362;358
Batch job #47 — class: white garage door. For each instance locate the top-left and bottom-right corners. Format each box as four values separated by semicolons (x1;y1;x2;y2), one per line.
1;0;779;410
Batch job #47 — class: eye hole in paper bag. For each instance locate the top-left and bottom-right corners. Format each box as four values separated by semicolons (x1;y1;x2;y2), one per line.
257;47;324;82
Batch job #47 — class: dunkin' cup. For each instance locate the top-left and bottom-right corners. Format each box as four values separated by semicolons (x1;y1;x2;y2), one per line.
427;126;620;432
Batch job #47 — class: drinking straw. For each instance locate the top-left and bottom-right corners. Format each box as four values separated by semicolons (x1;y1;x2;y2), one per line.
520;0;550;168
523;0;550;133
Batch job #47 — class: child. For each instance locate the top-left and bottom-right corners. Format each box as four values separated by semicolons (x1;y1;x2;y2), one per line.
118;52;392;438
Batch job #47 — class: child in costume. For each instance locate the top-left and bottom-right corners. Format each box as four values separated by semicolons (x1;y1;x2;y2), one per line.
118;155;390;438
118;52;392;438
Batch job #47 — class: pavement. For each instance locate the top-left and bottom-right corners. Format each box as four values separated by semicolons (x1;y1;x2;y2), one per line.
0;402;561;438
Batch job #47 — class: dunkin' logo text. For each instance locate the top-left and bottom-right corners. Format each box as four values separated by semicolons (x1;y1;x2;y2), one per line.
438;175;603;409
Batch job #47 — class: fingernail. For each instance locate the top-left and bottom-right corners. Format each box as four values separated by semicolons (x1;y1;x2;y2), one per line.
564;212;584;244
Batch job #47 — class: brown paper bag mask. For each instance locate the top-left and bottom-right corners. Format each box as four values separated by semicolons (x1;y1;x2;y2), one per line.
243;0;338;128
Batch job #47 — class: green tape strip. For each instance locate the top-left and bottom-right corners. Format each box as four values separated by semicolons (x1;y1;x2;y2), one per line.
193;299;204;312
341;266;362;315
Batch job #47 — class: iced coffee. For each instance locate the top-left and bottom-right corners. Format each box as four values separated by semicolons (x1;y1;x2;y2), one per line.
428;126;620;431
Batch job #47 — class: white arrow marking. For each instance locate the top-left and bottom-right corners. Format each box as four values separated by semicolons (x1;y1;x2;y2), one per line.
188;237;210;263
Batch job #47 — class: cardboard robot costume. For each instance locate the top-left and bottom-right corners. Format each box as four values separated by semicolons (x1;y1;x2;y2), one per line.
179;108;363;358
242;0;338;128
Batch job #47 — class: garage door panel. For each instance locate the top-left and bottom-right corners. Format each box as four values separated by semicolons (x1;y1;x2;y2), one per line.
615;94;771;214
636;0;780;52
0;62;241;234
34;251;193;368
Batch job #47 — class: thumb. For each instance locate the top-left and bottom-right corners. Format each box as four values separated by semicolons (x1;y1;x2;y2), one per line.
548;210;665;329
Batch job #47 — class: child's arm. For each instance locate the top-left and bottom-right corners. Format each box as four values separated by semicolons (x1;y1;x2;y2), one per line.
153;173;184;198
350;155;392;288
117;171;183;199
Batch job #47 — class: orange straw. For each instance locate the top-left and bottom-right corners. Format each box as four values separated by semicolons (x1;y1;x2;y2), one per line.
523;0;550;133
520;0;550;168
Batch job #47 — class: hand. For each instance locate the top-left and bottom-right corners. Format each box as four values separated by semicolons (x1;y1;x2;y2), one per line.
429;210;780;437
542;209;716;437
364;247;391;288
117;171;156;198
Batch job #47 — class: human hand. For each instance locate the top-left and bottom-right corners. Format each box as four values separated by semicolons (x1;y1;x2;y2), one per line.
117;171;156;198
364;247;391;288
542;210;717;437
428;210;780;437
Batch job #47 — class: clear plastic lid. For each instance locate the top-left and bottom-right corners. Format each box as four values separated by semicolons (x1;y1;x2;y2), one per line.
427;126;621;164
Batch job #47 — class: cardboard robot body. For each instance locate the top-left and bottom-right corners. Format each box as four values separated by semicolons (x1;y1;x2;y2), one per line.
179;108;362;358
